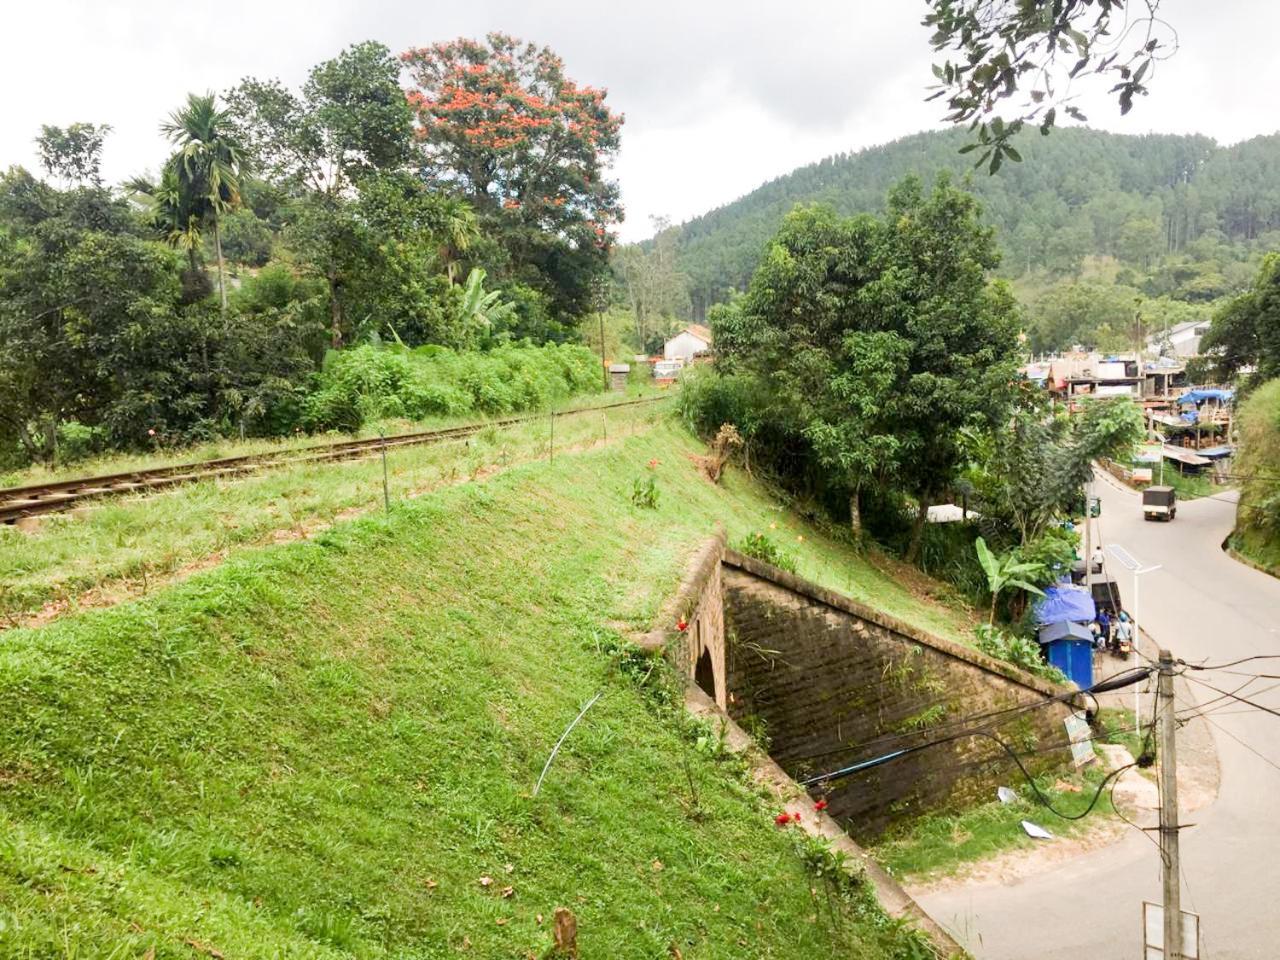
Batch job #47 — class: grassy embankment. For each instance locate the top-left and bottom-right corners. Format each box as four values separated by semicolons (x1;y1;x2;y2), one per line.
872;706;1148;883
0;384;666;489
1230;526;1280;575
0;395;670;626
1227;379;1280;576
1;420;970;958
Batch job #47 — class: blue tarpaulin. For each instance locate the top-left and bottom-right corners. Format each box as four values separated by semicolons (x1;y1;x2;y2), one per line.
1178;388;1235;405
1034;585;1097;626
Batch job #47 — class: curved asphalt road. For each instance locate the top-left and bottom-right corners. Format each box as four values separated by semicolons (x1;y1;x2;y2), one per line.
918;475;1280;959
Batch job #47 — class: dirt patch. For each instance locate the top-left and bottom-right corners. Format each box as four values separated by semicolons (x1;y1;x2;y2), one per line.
906;815;1131;897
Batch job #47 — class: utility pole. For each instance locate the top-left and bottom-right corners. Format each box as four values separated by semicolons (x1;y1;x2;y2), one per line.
1158;648;1183;960
1083;478;1093;594
598;308;609;390
592;275;610;391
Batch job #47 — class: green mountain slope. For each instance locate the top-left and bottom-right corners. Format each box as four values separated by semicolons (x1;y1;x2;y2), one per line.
674;126;1280;317
0;421;967;958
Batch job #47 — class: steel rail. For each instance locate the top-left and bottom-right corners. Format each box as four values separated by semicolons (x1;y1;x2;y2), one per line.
1;394;671;523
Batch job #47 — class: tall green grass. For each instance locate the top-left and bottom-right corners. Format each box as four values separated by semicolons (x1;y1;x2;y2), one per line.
302;343;604;432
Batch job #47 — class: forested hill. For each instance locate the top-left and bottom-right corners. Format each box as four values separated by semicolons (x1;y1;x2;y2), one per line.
673;126;1280;318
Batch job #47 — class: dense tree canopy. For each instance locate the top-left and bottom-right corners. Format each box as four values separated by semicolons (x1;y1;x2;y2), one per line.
401;33;624;320
712;175;1022;559
661;127;1280;345
0;34;622;469
1200;253;1280;388
227;41;419;347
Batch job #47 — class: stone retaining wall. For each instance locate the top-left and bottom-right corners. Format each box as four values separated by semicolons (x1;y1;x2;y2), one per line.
720;550;1074;839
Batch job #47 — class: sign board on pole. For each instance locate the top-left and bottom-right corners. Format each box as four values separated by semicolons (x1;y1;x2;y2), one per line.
1132;467;1153;483
1136;443;1164;464
1063;711;1096;768
1142;902;1200;958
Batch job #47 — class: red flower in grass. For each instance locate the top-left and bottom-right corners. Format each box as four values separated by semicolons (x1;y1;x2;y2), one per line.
775;812;791;826
814;799;828;812
676;617;688;632
647;458;661;469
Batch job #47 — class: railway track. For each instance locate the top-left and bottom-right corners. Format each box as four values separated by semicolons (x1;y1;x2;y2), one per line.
0;395;671;525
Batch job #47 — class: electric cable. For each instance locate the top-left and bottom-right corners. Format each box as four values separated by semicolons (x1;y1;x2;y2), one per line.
803;726;1139;824
1173;674;1279;720
1179;654;1280;671
1182;673;1280;721
786;663;1152;768
1189;711;1280;778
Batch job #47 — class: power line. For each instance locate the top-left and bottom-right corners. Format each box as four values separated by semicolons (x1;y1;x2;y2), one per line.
1174;674;1280;721
786;665;1152;769
1189;711;1280;779
1180;654;1280;671
802;726;1141;825
1182;674;1280;722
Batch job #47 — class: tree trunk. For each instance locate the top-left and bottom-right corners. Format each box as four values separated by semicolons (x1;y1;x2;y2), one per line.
905;492;931;564
849;487;863;540
328;270;344;350
41;418;58;466
213;216;228;324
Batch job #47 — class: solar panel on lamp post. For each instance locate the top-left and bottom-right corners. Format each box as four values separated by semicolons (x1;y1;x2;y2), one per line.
1108;544;1162;738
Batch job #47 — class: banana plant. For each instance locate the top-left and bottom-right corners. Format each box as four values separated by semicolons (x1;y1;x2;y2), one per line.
974;536;1046;625
457;267;517;333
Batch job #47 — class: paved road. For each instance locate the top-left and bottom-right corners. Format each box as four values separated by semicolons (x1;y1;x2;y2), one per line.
918;475;1280;959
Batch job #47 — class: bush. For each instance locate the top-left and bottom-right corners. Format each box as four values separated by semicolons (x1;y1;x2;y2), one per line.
737;531;798;573
974;625;1066;684
55;421;107;464
301;342;603;432
630;474;659;509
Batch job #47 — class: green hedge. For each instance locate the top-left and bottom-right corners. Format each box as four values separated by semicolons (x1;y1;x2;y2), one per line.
302;343;603;432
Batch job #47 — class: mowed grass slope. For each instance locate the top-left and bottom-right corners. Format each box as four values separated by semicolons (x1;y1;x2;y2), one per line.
0;400;667;626
0;421;965;957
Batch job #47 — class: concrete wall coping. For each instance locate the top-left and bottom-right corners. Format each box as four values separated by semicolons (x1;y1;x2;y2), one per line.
635;529;726;654
684;684;967;958
722;549;1068;700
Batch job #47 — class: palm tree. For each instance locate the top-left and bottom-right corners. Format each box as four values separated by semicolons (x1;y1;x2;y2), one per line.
126;167;210;302
435;198;479;283
161;93;248;321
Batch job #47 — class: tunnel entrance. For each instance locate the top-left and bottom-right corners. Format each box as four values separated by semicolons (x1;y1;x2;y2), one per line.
694;646;716;700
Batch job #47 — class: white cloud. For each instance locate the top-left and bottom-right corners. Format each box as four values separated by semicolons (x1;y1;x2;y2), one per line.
3;0;1277;243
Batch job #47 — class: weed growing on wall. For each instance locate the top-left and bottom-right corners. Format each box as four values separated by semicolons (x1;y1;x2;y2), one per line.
737;531;798;573
975;624;1067;684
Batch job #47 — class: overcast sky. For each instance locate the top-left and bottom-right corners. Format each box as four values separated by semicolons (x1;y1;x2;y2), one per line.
5;1;1278;241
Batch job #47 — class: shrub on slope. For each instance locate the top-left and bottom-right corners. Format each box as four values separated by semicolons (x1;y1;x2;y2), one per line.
302;342;603;432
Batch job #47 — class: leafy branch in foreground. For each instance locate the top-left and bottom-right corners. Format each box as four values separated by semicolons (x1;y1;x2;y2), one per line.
923;0;1178;171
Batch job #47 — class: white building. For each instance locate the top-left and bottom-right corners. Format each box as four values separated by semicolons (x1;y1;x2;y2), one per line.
663;324;712;362
1148;319;1211;359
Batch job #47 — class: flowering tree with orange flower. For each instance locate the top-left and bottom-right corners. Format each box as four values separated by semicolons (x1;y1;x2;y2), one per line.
401;33;623;319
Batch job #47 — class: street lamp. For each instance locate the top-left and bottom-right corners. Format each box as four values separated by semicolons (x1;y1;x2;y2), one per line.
1108;544;1162;737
